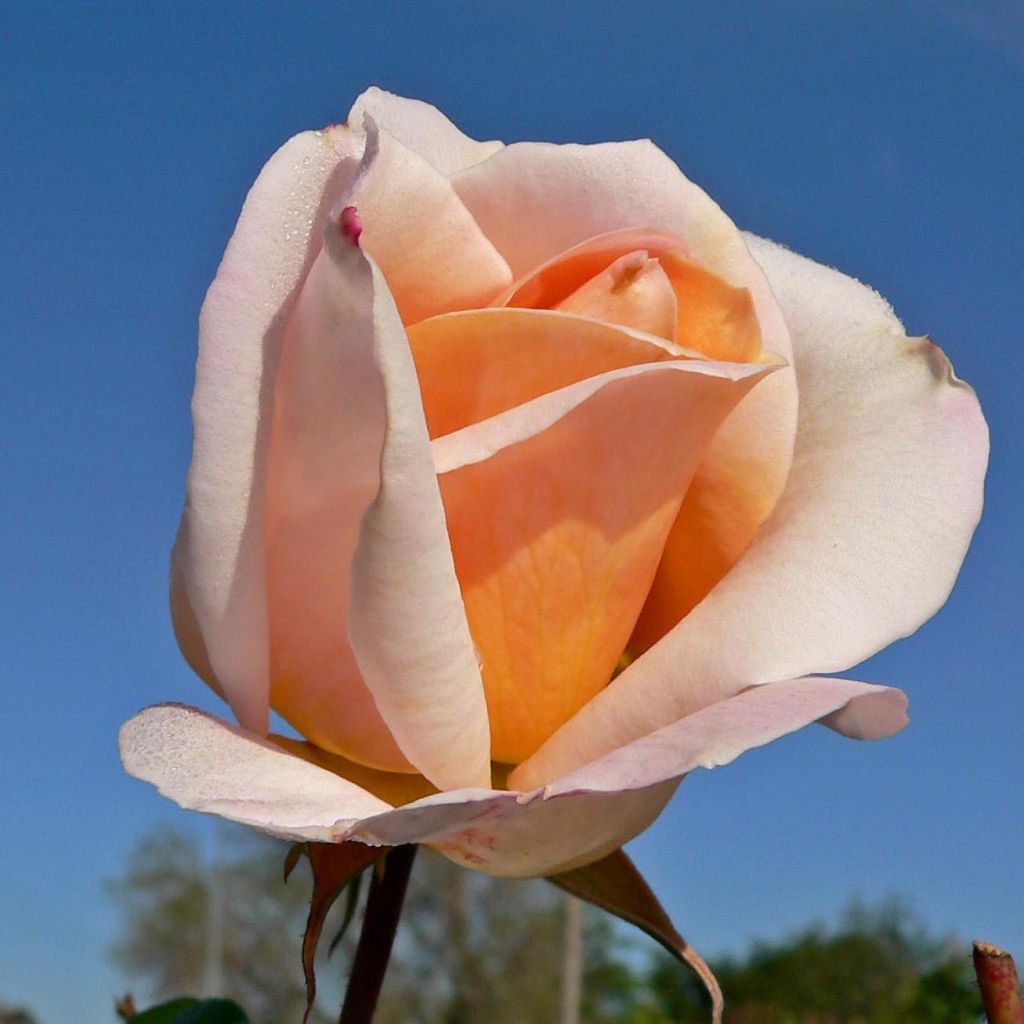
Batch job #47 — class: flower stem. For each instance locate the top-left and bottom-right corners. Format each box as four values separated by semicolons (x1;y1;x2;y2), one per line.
974;941;1024;1024
339;844;417;1024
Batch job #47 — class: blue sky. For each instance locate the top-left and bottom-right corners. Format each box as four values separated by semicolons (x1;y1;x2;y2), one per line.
2;2;1022;1020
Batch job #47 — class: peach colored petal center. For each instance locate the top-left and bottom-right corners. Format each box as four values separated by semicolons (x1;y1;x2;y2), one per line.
556;250;678;341
482;232;777;656
658;255;762;362
405;223;781;767
407;307;677;439
498;227;692;309
498;227;763;363
428;349;773;764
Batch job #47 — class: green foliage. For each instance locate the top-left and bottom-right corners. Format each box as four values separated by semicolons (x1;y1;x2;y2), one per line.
107;826;334;1023
130;998;249;1024
643;898;983;1023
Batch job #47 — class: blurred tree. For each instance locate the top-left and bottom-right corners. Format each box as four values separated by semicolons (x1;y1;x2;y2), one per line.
0;1004;38;1024
643;897;983;1023
358;848;642;1024
111;828;981;1023
107;825;328;1024
108;828;635;1024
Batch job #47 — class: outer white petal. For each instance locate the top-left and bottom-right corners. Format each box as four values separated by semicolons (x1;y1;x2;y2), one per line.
535;677;908;795
121;678;903;878
349;87;503;175
290;214;492;790
119;704;392;839
174;127;363;734
174;117;503;767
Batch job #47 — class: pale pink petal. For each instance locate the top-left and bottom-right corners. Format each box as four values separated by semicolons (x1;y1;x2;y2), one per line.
175;127;364;734
265;202;408;772
122;678;903;878
169;538;221;700
512;238;987;787
350;782;680;878
269;209;491;790
355;127;511;323
349;87;503;175
345;247;492;791
119;704;392;839
119;703;675;877
450;139;791;365
529;677;908;795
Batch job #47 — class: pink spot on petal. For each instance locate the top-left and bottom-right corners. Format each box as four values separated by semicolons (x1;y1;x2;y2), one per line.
339;205;362;247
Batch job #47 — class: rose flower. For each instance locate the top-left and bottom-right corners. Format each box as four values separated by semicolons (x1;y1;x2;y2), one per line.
121;88;987;878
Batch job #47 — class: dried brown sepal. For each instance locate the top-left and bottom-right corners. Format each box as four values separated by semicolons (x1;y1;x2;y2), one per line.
548;849;723;1024
287;841;382;1024
283;841;304;882
974;940;1024;1024
114;993;137;1020
328;867;366;956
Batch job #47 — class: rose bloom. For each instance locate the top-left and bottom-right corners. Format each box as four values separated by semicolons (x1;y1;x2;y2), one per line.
121;89;987;877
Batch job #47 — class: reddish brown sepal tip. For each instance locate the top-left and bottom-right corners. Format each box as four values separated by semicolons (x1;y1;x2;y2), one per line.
339;205;363;247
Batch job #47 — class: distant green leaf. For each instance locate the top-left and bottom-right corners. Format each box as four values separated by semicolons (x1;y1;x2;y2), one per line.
175;999;249;1024
128;998;198;1023
130;997;250;1024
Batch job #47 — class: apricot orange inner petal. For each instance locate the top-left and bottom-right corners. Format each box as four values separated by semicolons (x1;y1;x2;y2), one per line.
270;735;438;807
658;253;762;362
407;308;677;439
630;436;791;652
498;227;762;364
556;251;678;342
436;360;771;765
499;227;692;310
